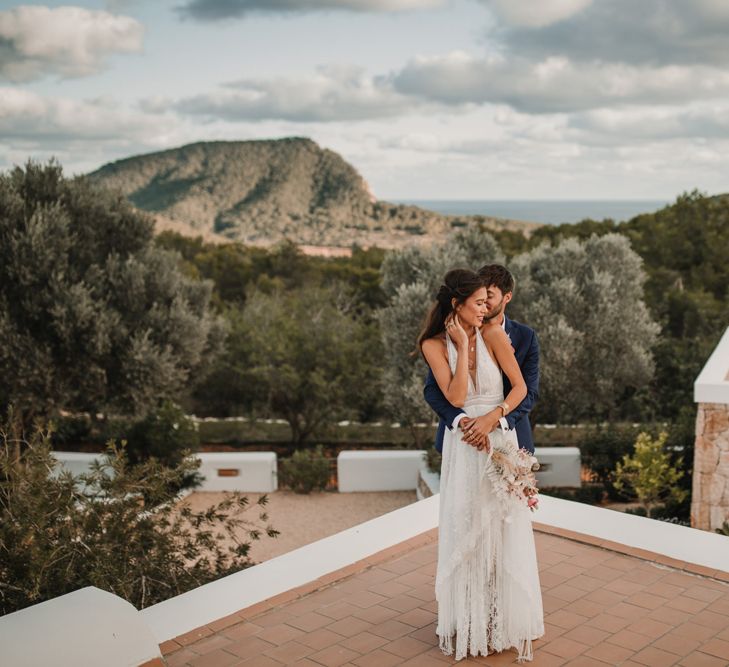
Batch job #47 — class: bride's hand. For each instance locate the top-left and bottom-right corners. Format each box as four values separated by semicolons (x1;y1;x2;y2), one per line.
462;413;499;446
445;312;468;349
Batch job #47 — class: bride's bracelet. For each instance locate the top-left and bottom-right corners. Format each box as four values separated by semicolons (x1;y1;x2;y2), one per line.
498;401;510;416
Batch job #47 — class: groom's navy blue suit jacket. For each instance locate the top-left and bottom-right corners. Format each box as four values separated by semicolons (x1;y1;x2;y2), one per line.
423;315;540;453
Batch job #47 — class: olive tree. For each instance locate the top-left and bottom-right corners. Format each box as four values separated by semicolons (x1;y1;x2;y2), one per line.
510;233;660;422
0;160;224;426
241;286;383;444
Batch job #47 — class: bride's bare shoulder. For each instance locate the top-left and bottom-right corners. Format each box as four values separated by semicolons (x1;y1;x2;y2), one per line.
481;325;509;346
421;333;448;356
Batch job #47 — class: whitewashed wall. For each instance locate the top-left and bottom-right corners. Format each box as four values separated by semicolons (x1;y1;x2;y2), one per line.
337;450;426;492
51;451;277;492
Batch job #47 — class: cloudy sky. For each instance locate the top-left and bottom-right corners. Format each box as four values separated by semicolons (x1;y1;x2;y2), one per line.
2;0;729;198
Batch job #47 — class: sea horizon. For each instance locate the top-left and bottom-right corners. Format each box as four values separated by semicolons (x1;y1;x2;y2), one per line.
393;199;670;225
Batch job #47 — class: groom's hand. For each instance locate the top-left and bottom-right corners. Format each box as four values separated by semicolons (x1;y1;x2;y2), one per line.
459;417;485;449
462;414;499;449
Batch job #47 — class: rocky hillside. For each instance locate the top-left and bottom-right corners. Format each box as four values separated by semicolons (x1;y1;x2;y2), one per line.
88;138;540;248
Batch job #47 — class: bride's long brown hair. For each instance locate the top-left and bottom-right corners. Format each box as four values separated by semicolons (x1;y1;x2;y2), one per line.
416;268;485;355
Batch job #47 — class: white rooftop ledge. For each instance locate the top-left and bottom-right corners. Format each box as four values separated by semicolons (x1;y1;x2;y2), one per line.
695;325;729;404
141;492;729;643
141;494;440;643
536;495;729;572
0;587;161;667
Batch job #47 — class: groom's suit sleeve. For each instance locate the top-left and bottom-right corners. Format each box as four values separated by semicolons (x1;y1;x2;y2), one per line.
506;329;539;430
423;367;466;431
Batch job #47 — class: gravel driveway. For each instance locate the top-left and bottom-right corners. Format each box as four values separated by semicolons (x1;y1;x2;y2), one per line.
181;489;418;563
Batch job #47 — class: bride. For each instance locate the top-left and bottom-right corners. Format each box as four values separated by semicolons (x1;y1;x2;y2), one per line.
419;268;544;662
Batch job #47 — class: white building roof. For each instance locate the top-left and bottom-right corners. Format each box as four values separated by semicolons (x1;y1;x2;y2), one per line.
695;326;729;404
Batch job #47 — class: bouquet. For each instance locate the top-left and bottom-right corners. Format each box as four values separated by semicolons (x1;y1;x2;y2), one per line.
486;440;540;512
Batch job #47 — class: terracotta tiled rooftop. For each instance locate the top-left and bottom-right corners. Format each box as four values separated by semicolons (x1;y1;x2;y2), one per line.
161;525;729;666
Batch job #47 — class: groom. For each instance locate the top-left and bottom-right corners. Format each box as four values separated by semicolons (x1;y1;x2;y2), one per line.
423;264;540;453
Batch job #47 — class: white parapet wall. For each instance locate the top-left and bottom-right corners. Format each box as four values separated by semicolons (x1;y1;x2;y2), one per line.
416;446;581;498
338;450;426;492
196;452;277;492
51;451;277;493
534;446;581;488
0;587;161;667
52;451;100;477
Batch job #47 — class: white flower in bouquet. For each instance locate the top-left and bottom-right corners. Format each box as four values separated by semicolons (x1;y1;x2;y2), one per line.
485;439;540;513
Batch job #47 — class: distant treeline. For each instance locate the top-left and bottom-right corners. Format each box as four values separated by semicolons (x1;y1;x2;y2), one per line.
158;189;728;427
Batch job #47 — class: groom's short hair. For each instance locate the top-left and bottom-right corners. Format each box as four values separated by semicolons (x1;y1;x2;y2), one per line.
478;264;514;295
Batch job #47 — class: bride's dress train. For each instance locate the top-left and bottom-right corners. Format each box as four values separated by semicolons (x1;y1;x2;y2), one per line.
435;330;544;662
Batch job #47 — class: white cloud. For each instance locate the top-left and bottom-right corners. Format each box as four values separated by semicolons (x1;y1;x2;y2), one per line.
177;0;443;21
393;52;729;113
0;5;144;82
485;0;592;28
174;66;413;121
495;0;729;66
569;104;729;144
0;87;171;145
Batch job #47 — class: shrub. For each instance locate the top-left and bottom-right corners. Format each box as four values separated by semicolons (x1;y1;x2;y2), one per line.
50;414;93;448
124;400;199;467
579;425;640;500
0;419;279;615
613;431;688;518
278;445;330;494
425;447;442;474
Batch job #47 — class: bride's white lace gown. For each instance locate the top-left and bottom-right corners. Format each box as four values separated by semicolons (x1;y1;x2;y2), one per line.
435;329;544;662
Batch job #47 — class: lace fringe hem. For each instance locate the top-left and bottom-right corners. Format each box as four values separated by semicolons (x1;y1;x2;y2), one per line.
436;633;535;662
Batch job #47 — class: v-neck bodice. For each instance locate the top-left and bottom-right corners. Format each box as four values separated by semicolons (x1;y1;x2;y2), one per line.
446;328;504;409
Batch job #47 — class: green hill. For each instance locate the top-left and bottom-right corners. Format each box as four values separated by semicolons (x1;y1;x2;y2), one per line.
88;138;540;248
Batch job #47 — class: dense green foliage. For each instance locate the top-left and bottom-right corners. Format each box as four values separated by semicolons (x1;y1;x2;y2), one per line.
0;161;224;427
493;190;729;421
509;234;659;423
278;445;331;494
192;286;383;442
614;431;688;519
0;420;278;614
123;400;200;467
156;233;386;312
579;425;641;499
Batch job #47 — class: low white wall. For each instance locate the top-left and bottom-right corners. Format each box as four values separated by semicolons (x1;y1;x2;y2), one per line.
51;451;277;492
337;450;426;492
52;451;100;477
196;452;277;492
0;587;161;667
534;446;581;487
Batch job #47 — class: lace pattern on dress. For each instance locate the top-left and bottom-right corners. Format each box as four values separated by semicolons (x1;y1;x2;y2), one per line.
435;330;544;662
